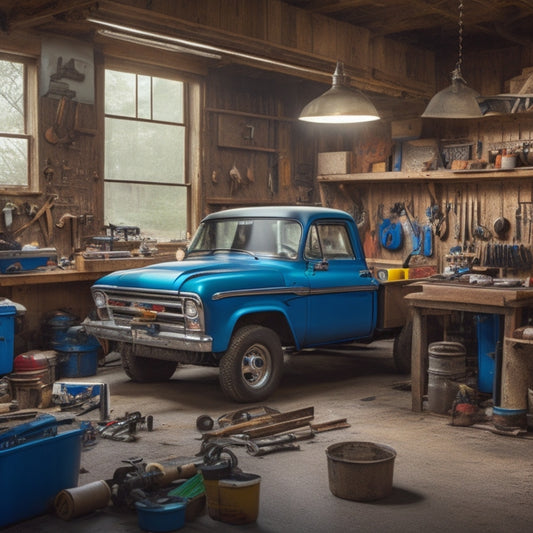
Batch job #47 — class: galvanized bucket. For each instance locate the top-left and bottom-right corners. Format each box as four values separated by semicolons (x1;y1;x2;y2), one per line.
427;341;466;414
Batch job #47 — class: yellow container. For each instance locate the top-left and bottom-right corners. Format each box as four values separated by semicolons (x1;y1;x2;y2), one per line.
376;268;409;281
205;473;261;525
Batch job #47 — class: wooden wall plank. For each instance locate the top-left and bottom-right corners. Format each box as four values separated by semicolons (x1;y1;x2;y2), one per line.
101;0;437;99
310;13;338;59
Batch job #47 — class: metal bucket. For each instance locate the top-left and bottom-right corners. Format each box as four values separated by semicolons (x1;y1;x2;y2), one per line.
326;441;396;502
428;341;466;414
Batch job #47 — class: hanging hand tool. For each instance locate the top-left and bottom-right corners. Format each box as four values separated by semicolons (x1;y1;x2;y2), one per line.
472;186;492;241
380;203;403;252
435;202;450;241
463;185;470;249
400;202;422;267
436;185;450;241
56;213;80;252
494;183;510;240
454;190;461;242
13;194;57;244
516;185;522;242
2;202;17;231
422;205;435;257
44;96;68;144
527;204;533;244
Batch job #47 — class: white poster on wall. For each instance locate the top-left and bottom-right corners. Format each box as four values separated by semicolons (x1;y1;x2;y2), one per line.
40;35;95;104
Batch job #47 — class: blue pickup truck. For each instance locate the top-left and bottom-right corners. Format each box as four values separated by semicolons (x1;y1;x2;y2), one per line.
83;206;414;402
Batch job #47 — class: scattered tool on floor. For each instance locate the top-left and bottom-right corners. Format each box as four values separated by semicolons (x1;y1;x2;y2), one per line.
97;411;153;442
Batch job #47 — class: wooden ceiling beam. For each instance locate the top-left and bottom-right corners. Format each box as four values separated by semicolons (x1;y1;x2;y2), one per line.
5;0;97;31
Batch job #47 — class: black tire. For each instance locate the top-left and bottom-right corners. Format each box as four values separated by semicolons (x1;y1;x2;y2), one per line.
120;343;178;382
393;321;413;374
219;325;284;403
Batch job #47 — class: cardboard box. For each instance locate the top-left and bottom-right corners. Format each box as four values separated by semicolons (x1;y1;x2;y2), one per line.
391;118;422;140
317;152;355;175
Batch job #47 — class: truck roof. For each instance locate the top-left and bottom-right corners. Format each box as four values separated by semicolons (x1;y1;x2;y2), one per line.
201;205;353;225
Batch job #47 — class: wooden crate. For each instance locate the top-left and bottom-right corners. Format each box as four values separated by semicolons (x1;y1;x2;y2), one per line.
317;151;355;175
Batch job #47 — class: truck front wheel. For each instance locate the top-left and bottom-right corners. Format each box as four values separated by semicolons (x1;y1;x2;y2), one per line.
219;325;284;403
120;343;178;382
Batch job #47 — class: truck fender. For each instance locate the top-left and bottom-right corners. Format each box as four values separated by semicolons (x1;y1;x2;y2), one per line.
212;303;301;353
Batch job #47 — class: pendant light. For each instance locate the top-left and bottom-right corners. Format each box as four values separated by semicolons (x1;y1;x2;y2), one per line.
299;61;380;124
422;0;482;119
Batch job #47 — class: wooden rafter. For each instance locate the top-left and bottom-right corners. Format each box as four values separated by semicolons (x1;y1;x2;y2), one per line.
3;0;97;31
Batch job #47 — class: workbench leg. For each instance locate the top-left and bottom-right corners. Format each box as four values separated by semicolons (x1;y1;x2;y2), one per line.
499;309;525;407
411;309;428;412
501;340;533;409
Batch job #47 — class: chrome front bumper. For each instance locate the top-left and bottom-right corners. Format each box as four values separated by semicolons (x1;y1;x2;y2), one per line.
82;318;213;352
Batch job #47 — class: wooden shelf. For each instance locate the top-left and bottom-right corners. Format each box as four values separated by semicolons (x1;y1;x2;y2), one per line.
217;144;278;153
317;167;533;183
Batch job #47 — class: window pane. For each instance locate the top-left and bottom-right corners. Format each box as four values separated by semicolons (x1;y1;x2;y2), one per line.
0;59;24;133
137;75;151;119
0;137;28;186
105;117;185;183
104;182;187;241
105;70;136;117
153;77;183;123
318;224;354;258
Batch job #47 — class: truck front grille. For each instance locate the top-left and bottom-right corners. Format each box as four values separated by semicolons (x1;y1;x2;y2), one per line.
94;286;199;333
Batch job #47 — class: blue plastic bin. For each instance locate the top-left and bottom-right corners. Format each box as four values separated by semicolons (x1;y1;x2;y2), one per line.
0;303;16;375
475;314;500;394
0;426;85;527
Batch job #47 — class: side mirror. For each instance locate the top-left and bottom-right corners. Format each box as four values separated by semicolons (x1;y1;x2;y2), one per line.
314;260;329;271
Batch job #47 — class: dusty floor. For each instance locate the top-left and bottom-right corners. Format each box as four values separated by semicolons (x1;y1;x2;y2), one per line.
3;340;533;533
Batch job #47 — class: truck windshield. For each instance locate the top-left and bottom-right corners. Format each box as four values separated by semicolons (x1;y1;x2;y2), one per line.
188;218;302;259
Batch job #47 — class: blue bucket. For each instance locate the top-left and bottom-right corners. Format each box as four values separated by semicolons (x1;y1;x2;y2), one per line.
56;326;100;378
492;406;527;429
45;311;78;348
136;499;187;532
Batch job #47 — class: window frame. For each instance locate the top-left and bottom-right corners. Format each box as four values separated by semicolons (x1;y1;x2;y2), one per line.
0;52;39;193
102;57;198;238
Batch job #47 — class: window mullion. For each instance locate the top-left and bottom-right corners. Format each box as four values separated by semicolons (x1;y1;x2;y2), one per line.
135;73;139;118
150;76;154;121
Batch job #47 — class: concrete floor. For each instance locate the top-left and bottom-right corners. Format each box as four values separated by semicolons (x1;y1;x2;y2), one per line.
3;340;533;533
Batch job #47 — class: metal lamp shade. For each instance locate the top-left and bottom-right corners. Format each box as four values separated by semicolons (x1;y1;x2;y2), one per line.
422;75;482;119
299;61;379;124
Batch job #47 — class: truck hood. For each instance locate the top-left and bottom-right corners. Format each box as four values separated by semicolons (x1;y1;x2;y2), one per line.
93;255;293;294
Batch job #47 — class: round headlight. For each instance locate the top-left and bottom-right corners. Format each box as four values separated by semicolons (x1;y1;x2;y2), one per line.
93;290;106;308
184;299;199;318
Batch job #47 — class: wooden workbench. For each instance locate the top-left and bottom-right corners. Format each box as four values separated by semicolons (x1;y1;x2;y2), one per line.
405;282;533;412
0;254;177;352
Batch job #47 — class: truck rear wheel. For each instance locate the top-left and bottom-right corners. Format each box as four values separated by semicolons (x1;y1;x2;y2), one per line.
120;343;178;382
219;325;284;403
393;321;412;374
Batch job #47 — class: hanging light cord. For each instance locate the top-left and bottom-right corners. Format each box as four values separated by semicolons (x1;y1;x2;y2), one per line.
452;1;466;81
457;1;464;72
